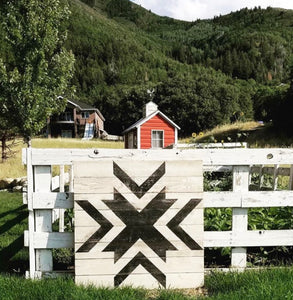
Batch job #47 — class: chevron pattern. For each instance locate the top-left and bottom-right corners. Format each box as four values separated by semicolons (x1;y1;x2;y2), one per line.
74;160;203;289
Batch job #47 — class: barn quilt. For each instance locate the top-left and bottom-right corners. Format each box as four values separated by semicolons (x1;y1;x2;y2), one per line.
74;160;203;288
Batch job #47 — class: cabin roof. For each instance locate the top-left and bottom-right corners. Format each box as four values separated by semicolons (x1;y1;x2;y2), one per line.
67;99;105;121
123;110;180;134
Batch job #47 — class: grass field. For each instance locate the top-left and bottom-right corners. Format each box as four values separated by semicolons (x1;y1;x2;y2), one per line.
186;121;293;148
0;138;124;180
1;192;293;299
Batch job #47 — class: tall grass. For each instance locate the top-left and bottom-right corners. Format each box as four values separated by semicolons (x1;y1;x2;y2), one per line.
1;268;293;299
0;140;27;179
0;138;124;180
31;138;124;149
204;268;293;299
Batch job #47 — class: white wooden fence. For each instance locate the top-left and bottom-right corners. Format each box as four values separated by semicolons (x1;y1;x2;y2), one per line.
176;142;247;149
23;148;293;279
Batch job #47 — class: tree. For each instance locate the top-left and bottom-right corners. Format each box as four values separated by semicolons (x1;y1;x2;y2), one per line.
0;0;75;146
0;115;19;162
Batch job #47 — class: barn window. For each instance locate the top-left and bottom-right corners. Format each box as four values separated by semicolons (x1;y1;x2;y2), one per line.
152;130;164;148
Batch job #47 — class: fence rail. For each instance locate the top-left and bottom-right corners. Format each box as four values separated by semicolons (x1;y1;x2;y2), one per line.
23;148;293;278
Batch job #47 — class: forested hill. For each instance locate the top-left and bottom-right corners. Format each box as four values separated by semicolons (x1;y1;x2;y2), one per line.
4;0;293;136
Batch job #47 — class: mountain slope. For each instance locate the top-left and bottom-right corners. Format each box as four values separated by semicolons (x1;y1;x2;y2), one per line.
66;0;259;135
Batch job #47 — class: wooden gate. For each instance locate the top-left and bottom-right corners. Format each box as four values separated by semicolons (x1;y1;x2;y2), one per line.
23;148;293;285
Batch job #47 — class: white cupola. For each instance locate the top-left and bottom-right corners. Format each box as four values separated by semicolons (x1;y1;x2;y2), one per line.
144;101;158;117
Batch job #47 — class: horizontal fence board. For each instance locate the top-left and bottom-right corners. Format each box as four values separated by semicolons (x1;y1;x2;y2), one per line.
33;232;74;249
204;230;293;247
33;193;74;209
26;148;293;166
177;142;247;149
204;191;293;208
28;229;293;250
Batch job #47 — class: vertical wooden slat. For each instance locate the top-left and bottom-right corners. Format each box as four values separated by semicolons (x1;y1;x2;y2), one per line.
34;165;53;275
231;166;249;268
26;147;36;279
69;164;74;193
273;164;279;191
289;165;293;190
59;165;65;232
259;165;264;190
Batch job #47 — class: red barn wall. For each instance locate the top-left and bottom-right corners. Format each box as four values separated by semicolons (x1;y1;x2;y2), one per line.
140;114;175;149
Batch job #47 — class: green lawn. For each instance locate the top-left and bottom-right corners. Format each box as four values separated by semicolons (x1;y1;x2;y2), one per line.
1;191;293;299
1;268;293;299
0;192;28;274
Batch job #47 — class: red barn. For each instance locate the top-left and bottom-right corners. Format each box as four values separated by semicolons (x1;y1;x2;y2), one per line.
123;102;180;149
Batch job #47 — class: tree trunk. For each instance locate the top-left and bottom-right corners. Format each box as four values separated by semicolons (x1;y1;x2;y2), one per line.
1;134;7;163
24;136;32;148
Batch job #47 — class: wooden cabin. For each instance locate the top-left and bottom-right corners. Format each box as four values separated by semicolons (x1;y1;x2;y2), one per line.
48;99;105;139
123;101;180;149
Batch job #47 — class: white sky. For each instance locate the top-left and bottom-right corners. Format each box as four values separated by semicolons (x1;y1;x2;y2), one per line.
131;0;293;21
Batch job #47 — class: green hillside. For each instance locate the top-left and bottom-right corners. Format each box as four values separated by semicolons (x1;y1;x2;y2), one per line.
2;0;293;136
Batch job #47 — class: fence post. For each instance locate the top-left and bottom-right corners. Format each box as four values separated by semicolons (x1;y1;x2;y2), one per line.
273;164;279;191
59;165;65;232
26;148;35;279
231;166;249;268
289;165;293;190
34;165;53;276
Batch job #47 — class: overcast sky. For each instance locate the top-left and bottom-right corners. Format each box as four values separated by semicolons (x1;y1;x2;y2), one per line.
131;0;293;21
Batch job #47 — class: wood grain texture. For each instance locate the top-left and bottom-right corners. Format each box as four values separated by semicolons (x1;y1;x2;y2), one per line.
74;160;203;288
231;166;249;268
29;148;293;165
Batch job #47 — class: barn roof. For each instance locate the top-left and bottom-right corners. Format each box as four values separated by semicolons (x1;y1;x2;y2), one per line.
123;110;180;134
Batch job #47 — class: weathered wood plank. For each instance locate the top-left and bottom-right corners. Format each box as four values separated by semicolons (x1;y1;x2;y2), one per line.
74;192;203;211
75;256;204;276
176;142;247;149
75;248;204;260
74;208;203;227
74;177;203;194
74;160;203;178
33;193;73;209
231;166;249;268
75;273;204;289
26;148;35;279
74;160;203;289
28;148;293;166
33;232;74;249
34;166;53;274
204;230;293;247
289;165;293;190
203;191;293;208
29;229;293;250
74;225;204;245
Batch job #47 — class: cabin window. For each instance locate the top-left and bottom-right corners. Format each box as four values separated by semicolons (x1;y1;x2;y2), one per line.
59;112;73;121
152;130;164;148
81;112;90;119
